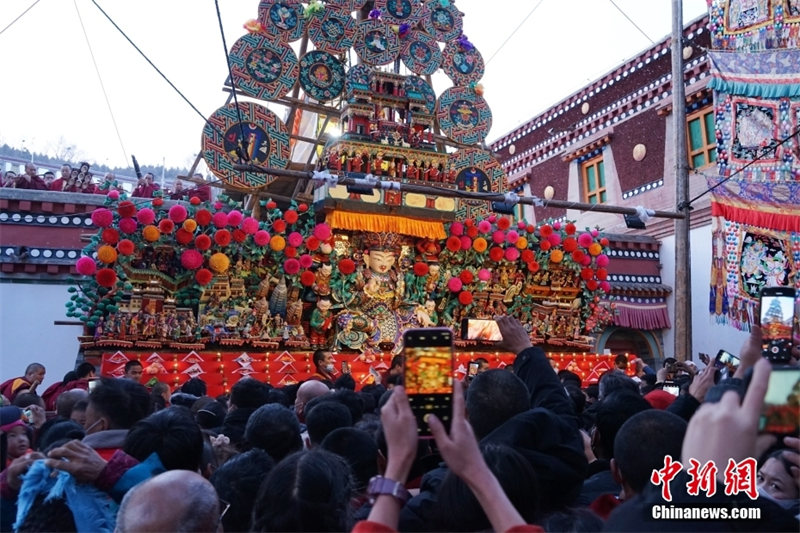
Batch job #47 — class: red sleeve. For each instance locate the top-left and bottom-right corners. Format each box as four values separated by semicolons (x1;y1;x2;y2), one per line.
351;520;398;533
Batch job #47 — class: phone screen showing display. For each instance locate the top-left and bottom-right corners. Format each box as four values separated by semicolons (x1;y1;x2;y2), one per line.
341;361;350;374
760;287;796;364
663;382;681;396
759;367;800;435
404;328;453;437
460;318;502;342
468;362;480;377
713;349;740;380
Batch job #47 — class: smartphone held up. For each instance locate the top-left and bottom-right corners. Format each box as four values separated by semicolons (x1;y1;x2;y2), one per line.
403;327;454;437
460;318;502;342
759;287;796;364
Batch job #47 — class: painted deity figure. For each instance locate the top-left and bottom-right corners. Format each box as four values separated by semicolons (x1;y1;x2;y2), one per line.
338;233;409;351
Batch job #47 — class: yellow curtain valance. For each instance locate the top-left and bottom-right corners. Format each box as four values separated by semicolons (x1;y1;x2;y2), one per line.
326;211;446;240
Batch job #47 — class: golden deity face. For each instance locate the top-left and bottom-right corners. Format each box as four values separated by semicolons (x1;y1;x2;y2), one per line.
365;249;396;274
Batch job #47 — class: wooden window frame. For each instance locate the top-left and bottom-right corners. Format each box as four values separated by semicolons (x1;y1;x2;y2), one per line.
686;106;716;170
581;154;606;205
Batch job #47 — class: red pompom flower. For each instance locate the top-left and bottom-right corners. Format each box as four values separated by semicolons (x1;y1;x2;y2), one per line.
458;291;474;305
117;239;135;256
413;262;429;276
338;258;356;275
195;234;212;251
214;229;231;247
300;270;316;287
195;268;213;286
96;268;117;288
101;228;120;245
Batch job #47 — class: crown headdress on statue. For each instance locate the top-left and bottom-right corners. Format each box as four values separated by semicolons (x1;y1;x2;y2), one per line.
362;232;405;251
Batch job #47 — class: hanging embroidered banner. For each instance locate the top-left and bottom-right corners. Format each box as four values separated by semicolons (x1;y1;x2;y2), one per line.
707;176;800;330
708;49;800;98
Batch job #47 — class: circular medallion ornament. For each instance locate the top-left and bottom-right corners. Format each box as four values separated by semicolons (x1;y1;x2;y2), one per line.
307;8;356;54
325;0;367;11
421;0;463;42
374;0;423;26
401;30;441;76
346;64;375;102
441;39;484;85
299;51;345;101
202;102;290;191
402;76;436;114
354;19;400;66
257;1;306;42
448;148;507;218
436;86;492;145
229;35;298;101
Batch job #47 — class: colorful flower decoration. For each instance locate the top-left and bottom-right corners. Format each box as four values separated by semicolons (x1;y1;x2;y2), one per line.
209;253;230;274
76;256;97;275
91;208;113;228
136;208;155;225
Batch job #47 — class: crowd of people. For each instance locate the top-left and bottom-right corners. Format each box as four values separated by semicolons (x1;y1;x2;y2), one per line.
0;316;798;532
2;162;212;202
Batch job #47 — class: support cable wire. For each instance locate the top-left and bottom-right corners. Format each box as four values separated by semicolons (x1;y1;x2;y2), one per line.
86;0;257;197
0;0;42;37
484;0;544;66
73;0;129;167
214;0;250;163
608;0;655;45
89;0;210;125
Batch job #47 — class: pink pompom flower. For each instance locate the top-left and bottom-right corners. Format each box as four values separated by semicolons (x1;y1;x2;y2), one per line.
287;231;303;248
313;223;332;241
180;249;204;270
477;268;491;281
241;217;259;234
596;254;610;268
76;256;97;275
227;210;243;227
504;247;520;261
254;230;270;246
450;221;464;236
136;208;155;225
168;204;188;224
477;220;492;234
91;208;113;228
299;254;313;269
577;233;594;248
447;277;463;292
212;211;228;228
283;258;300;275
119;217;138;234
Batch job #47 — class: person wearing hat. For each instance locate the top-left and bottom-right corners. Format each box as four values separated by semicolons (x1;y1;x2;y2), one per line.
0;406;32;467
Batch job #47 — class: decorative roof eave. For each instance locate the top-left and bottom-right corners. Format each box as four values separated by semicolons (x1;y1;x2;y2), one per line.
657;81;712;116
492;14;710;149
562;134;612;163
609;282;673;296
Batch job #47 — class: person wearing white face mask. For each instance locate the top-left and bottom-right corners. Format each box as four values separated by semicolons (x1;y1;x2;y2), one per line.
310;349;337;385
758;448;800;517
